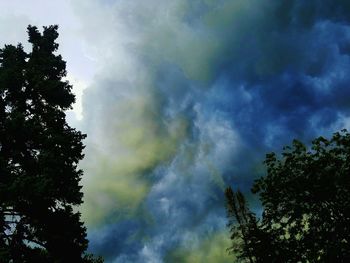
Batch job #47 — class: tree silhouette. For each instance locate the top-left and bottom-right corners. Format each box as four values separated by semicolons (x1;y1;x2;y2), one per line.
226;130;350;262
0;25;102;262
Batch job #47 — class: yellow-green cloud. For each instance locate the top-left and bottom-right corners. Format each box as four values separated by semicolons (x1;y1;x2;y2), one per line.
139;0;264;83
165;231;235;263
81;87;189;226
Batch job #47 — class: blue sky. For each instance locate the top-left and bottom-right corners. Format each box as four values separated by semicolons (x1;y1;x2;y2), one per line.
2;1;350;262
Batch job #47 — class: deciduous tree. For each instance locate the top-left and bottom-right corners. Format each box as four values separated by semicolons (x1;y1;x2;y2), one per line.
226;130;350;262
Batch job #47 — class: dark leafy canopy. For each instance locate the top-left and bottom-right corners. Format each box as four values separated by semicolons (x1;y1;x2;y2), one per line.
0;25;102;262
226;130;350;263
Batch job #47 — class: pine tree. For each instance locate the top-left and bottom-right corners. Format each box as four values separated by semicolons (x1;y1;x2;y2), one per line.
0;25;102;262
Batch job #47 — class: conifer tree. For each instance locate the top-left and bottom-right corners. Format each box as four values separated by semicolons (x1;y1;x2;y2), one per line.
0;25;102;262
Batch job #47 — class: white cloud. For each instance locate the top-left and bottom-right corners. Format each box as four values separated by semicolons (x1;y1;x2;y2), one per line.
0;0;96;121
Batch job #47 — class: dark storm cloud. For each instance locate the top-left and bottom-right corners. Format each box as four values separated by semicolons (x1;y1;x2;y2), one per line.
73;0;350;262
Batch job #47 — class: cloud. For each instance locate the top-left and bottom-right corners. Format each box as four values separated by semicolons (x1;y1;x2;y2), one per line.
165;231;233;263
3;0;349;262
72;0;350;261
80;76;189;225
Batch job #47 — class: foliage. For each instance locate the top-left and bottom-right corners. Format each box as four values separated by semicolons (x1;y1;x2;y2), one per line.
226;130;350;262
0;25;102;262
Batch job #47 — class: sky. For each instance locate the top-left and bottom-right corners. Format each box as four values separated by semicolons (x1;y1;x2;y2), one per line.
2;0;350;262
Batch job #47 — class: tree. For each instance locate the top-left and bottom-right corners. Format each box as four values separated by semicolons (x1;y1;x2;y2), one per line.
0;25;102;262
226;130;350;262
